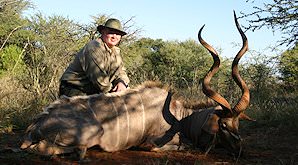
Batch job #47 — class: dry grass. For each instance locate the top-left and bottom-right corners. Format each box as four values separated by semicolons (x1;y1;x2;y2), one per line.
0;76;40;132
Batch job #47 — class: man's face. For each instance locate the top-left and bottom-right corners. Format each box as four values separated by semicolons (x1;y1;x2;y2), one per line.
101;28;122;48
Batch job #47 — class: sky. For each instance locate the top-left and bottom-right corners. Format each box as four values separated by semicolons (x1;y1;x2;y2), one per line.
26;0;286;58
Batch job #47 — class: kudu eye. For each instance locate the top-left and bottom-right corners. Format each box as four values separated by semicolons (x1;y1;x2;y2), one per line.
222;123;227;128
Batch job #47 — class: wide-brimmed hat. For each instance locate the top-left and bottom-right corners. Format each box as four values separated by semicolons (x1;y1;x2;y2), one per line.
97;18;127;36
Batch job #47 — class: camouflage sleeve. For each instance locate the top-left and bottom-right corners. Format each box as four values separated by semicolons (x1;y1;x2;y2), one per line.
82;43;113;93
110;47;130;87
113;63;130;87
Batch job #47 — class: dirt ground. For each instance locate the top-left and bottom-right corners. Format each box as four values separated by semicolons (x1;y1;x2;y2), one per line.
0;123;297;165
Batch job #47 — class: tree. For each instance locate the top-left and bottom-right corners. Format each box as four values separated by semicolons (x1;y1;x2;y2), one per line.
20;13;89;97
278;44;298;90
125;38;211;87
0;0;33;77
0;0;32;48
241;0;297;48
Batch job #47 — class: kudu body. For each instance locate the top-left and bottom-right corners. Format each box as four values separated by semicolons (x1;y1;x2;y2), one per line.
21;12;251;158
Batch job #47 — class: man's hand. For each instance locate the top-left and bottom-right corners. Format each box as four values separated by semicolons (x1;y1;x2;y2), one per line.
111;82;127;92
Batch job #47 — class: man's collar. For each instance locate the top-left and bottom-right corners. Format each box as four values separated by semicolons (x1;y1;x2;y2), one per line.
103;42;113;53
97;38;120;54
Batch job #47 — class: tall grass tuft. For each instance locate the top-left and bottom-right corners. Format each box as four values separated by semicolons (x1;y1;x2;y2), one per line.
0;76;45;132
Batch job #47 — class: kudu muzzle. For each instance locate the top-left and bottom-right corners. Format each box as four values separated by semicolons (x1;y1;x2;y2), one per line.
217;121;242;155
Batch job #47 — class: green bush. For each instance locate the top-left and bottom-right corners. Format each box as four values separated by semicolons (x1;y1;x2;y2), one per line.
0;45;26;76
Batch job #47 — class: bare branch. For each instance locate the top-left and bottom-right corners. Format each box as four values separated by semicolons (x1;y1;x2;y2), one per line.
241;0;298;48
0;25;22;51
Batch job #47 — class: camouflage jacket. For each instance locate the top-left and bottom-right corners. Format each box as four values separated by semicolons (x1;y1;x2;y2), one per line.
60;38;130;94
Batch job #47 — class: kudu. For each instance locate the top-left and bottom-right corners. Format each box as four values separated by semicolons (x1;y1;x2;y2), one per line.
20;12;251;159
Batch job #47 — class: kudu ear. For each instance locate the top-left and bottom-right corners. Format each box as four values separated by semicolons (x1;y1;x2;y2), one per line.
169;100;184;121
239;112;256;121
202;113;220;134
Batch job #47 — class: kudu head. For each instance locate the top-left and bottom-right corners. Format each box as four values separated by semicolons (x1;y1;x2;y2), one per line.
198;11;253;155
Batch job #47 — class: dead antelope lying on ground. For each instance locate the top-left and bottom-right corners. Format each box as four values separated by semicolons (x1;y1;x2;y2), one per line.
20;12;252;159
